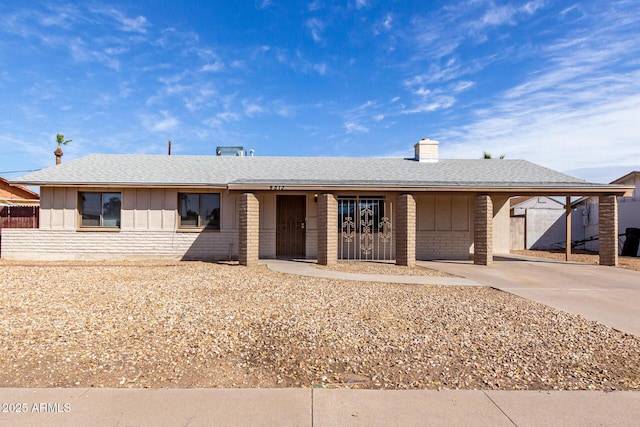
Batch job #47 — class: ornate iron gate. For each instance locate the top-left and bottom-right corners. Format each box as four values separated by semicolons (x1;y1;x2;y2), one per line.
338;197;393;260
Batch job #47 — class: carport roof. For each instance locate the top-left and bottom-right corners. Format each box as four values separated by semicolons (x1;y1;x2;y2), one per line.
11;154;633;196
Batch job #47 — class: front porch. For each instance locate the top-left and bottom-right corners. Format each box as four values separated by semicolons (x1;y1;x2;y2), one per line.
238;192;623;268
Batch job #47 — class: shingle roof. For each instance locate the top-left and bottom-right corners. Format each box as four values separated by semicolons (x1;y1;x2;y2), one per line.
10;154;624;193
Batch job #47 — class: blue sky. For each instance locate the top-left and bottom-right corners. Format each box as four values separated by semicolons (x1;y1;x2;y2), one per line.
1;0;639;184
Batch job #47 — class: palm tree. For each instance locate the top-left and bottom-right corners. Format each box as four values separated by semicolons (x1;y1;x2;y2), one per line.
56;133;72;147
483;151;505;159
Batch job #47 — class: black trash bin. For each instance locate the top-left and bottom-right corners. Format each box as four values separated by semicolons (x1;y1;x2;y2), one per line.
621;227;640;257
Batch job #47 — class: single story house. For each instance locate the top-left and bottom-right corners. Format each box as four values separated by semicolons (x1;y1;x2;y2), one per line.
4;139;633;266
572;171;640;255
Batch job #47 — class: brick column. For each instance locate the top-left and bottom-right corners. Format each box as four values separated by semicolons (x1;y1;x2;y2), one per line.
474;194;493;265
599;195;618;266
396;193;416;266
317;193;337;266
239;193;259;266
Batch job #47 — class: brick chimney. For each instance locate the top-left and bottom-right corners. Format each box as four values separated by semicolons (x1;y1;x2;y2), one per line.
414;138;439;162
54;146;63;165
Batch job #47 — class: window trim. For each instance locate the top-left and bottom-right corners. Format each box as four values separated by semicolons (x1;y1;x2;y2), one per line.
177;192;221;231
78;191;122;230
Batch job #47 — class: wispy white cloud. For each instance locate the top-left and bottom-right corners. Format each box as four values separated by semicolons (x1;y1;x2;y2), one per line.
354;0;369;10
384;13;393;30
438;3;640;175
306;18;325;42
308;0;324;12
451;80;475;92
200;61;225;72
142;111;179;133
242;99;265;117
93;7;150;34
67;38;121;70
154;27;199;50
313;62;328;75
344;121;369;133
255;0;273;10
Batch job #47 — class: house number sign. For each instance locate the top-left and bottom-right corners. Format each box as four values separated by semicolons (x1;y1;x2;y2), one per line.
269;186;285;190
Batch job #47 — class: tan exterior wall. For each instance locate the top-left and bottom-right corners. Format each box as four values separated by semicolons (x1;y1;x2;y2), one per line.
5;187;511;262
510;216;525;250
492;195;511;254
416;195;473;259
258;193;276;258
305;195;318;259
5;186;238;260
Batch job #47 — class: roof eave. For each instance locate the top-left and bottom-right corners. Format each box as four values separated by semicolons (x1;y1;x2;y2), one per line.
227;183;634;196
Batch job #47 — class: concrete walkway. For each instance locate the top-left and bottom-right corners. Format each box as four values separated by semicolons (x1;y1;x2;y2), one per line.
265;258;482;286
266;256;640;337
1;388;638;426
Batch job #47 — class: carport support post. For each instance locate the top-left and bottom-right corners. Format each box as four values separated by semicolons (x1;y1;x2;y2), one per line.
239;192;259;266
566;196;572;261
396;193;416;267
317;193;337;266
474;194;493;265
599;195;618;266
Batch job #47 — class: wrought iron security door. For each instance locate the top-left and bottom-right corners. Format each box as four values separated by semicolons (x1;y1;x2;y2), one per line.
338;197;393;260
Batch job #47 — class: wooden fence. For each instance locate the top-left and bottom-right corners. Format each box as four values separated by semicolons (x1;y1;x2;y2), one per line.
0;206;39;229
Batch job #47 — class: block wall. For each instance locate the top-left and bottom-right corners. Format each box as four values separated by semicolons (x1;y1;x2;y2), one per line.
1;229;239;260
415;195;473;259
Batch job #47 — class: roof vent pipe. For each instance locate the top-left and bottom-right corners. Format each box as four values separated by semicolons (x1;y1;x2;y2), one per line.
414;138;439;162
249;149;254;157
168;139;172;156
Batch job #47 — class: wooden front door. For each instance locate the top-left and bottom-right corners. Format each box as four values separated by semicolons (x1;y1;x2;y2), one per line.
276;195;306;258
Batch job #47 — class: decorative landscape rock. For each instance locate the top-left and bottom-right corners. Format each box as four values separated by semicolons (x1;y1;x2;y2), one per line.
0;260;638;390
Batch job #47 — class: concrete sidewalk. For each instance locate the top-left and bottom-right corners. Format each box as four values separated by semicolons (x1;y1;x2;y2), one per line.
1;388;638;426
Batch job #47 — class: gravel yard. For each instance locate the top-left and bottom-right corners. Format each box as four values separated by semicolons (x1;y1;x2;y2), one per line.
1;260;639;391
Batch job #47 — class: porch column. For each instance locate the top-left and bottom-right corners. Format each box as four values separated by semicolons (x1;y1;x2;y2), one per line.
599;195;618;266
396;193;416;267
239;192;260;266
317;193;337;266
565;196;572;261
474;194;493;265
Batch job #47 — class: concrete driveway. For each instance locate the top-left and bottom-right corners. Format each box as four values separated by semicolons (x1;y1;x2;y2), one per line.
423;255;640;337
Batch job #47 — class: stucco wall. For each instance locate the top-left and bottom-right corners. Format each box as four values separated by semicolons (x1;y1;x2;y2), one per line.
492;195;510;254
510;216;525;250
525;209;566;250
